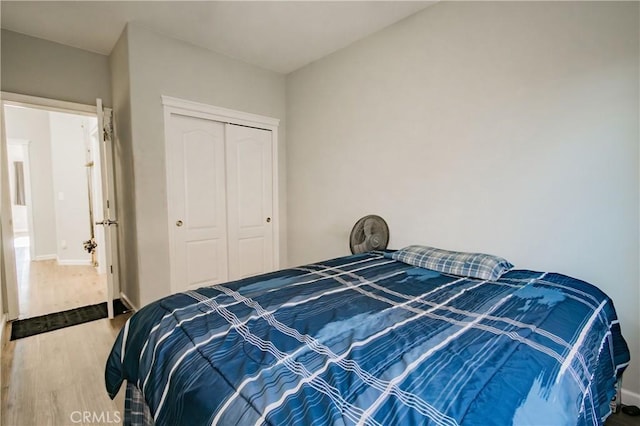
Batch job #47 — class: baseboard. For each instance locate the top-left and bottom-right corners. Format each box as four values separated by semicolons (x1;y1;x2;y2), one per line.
0;312;6;344
33;255;91;265
0;313;4;422
33;254;56;261
119;292;139;312
622;388;640;407
56;258;92;266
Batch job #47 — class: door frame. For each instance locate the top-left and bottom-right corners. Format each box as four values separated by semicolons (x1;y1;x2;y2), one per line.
0;91;117;320
161;96;280;294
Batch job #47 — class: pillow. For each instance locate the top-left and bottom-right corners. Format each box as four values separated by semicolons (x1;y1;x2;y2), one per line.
391;245;513;281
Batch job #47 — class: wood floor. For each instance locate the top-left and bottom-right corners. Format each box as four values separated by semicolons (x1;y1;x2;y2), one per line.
608;410;640;426
1;314;130;426
15;240;107;319
2;239;130;426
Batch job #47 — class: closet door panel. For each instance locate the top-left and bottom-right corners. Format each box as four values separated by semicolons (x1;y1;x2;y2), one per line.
226;124;273;280
238;238;265;278
186;240;223;285
237;140;264;228
167;114;228;292
184;135;219;229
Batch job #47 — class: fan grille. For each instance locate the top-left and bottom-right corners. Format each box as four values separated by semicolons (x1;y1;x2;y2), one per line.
349;215;389;254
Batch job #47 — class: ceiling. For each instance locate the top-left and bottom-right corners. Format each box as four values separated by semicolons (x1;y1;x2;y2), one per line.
0;1;434;74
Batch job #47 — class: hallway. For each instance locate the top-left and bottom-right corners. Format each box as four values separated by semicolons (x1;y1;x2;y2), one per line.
14;236;106;319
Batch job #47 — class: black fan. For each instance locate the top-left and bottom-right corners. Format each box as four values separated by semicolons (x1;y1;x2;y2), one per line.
349;215;390;254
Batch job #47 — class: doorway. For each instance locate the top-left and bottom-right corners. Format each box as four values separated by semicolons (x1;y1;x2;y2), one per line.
0;94;118;321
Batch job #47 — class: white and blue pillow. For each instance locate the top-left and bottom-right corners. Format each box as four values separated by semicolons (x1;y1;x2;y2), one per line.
391;245;513;281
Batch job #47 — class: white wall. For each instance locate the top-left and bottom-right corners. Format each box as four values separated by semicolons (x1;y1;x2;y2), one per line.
109;27;138;307
287;1;639;395
49;111;93;264
1;29;112;107
118;24;287;307
3;106;57;259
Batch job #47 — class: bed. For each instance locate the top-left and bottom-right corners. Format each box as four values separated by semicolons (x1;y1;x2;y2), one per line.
105;247;630;425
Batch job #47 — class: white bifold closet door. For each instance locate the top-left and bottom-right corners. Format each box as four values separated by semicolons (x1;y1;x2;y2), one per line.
166;113;274;293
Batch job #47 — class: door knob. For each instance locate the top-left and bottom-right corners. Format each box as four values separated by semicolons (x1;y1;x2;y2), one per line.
266;217;271;223
176;220;184;227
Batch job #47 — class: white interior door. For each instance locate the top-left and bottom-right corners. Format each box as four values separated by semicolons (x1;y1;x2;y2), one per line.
96;99;119;318
166;113;228;292
89;125;106;275
0;103;20;320
226;124;273;280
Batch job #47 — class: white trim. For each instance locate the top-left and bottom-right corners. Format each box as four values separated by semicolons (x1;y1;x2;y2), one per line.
163;106;180;296
162;96;281;295
0;313;6;340
33;254;57;261
119;292;138;312
0;313;6;343
161;96;280;129
1;92;96;116
0;311;5;421
56;258;92;266
622;388;640;407
271;126;280;270
7;138;30;146
0;103;20;320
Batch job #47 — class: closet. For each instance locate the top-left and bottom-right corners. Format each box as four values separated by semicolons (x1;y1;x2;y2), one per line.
162;97;279;293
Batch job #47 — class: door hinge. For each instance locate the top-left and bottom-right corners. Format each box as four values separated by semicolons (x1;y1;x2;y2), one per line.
107;200;110;209
103;112;114;141
110;265;113;274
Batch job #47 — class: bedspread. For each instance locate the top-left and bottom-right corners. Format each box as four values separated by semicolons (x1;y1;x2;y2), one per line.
105;252;629;425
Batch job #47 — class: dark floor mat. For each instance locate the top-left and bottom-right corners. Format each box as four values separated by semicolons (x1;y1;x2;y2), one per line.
10;299;130;340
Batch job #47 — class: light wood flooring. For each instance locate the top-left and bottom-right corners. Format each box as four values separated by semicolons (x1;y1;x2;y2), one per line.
15;240;107;319
2;239;130;425
1;314;130;426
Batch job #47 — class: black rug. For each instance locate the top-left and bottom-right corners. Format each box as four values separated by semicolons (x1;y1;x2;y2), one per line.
10;299;130;340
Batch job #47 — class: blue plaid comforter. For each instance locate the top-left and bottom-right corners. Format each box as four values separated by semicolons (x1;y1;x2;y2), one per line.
105;252;630;425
